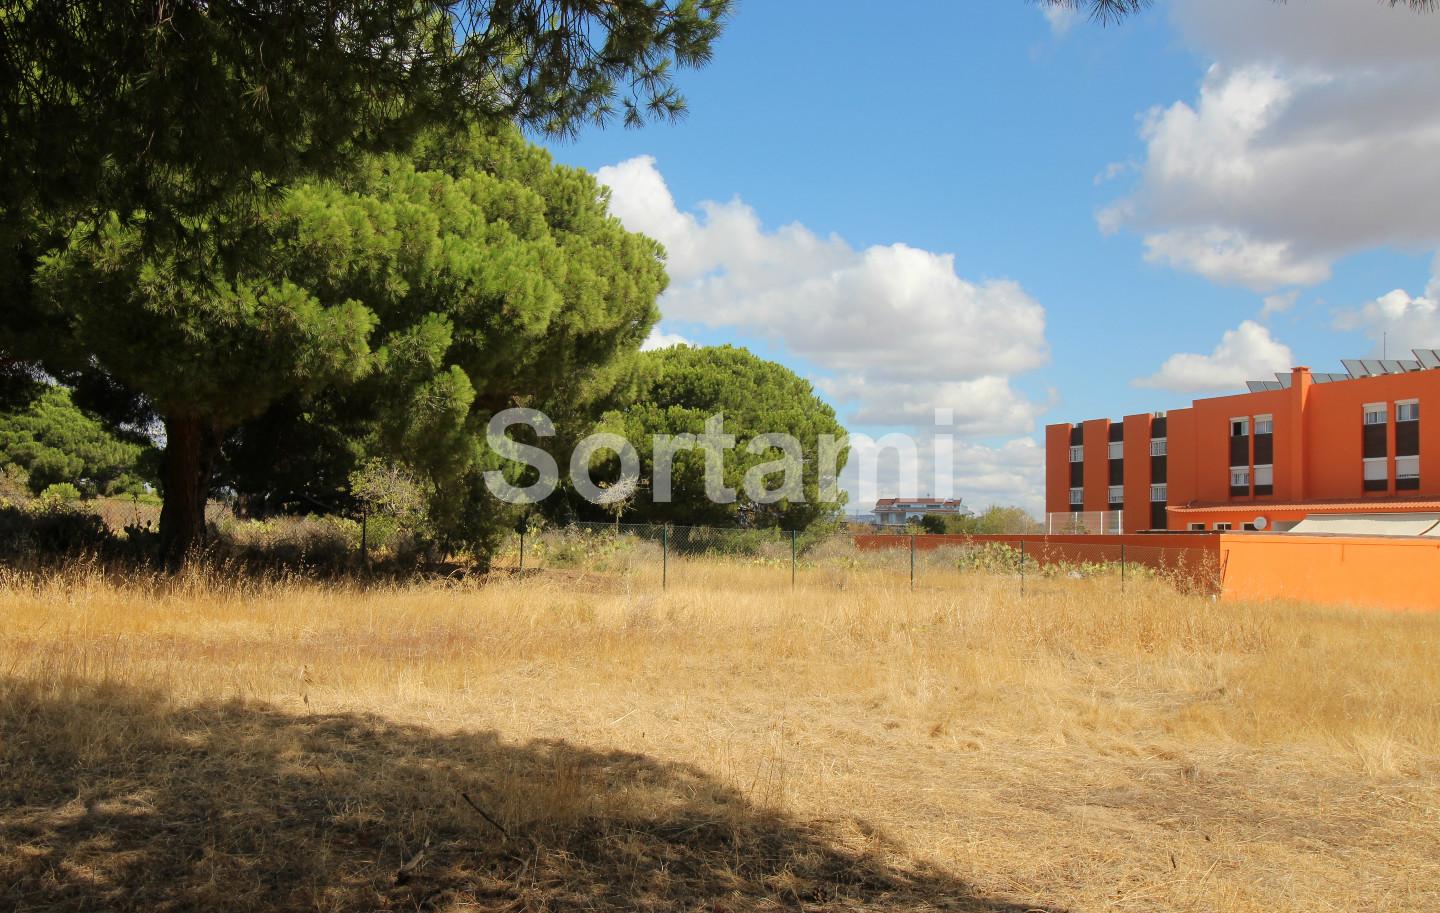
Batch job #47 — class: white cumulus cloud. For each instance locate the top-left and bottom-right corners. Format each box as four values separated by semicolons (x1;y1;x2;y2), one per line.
596;155;1050;438
1260;289;1300;319
1135;320;1293;393
1104;0;1440;289
639;326;691;351
1139;227;1332;291
841;435;1046;518
1334;261;1440;355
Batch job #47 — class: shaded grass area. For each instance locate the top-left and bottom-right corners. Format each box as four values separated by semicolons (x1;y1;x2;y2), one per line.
0;678;1054;913
2;562;1438;911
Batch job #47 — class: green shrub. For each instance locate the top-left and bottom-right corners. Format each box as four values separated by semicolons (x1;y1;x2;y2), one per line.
0;500;111;556
38;482;81;505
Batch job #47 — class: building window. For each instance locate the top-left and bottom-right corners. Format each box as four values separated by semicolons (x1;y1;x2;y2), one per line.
1108;485;1123;504
1363;456;1388;492
1254;464;1273;486
1397;455;1420;478
1398;400;1420;423
1215;522;1232;531
1230;467;1250;487
1187;523;1204;531
1069;445;1083;462
1255;414;1273;435
1069;487;1083;506
1242;522;1258;531
1231;417;1249;436
1150;484;1167;502
1150;438;1167;457
1107;441;1123;460
1364;403;1387;426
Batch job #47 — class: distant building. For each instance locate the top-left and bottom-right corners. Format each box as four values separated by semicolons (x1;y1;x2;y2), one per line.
1046;356;1440;535
872;497;971;528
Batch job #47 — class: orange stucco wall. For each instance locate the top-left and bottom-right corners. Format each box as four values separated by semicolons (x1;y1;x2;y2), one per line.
855;533;1218;553
1082;418;1110;514
1121;413;1152;533
855;532;1440;612
1218;533;1440;612
854;533;1222;587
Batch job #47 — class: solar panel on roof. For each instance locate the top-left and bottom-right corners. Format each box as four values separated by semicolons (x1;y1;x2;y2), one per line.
1273;373;1293;388
1362;359;1386;375
1380;360;1405;374
1401;360;1422;372
1247;381;1268;393
1417;349;1440;369
1342;359;1370;377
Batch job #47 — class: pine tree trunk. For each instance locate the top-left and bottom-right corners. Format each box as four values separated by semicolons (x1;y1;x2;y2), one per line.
158;413;222;566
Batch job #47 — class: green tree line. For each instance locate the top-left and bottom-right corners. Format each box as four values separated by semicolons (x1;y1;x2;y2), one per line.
0;0;738;562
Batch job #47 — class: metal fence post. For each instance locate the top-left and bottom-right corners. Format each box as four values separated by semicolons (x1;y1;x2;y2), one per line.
1120;542;1125;593
662;525;668;591
1019;539;1026;597
791;528;797;590
910;534;916;590
518;527;525;574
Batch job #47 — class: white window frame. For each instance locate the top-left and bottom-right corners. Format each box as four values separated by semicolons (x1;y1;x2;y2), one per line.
1363;456;1388;482
1215;522;1232;532
1396;454;1420;480
1187;523;1204;531
1397;400;1420;423
1107;441;1123;460
1150;484;1167;503
1254;464;1273;487
1363;403;1388;426
1230;417;1249;437
1255;414;1273;435
1069;487;1083;506
1068;445;1083;462
1108;485;1124;504
1230;467;1250;488
1150;438;1167;457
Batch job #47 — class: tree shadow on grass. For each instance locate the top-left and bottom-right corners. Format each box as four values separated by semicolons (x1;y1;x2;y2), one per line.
0;678;1064;913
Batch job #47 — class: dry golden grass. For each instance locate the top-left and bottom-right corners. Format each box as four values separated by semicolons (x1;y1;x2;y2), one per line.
2;556;1439;912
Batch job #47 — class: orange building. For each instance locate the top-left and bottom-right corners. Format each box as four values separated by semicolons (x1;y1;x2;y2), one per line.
1045;356;1440;533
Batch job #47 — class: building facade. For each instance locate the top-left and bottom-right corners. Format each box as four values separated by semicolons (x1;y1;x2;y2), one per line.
1046;358;1440;533
871;497;971;528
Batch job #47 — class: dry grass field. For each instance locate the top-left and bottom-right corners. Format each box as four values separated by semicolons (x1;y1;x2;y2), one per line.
2;555;1439;912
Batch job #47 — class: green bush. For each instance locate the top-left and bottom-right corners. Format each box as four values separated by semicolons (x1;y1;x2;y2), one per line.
0;500;111;556
38;482;81;504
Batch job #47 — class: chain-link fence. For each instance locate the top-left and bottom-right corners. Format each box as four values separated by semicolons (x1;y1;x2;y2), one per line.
9;496;1222;597
489;521;1223;597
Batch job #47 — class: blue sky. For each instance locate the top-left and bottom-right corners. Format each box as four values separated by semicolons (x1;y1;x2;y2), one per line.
544;0;1440;513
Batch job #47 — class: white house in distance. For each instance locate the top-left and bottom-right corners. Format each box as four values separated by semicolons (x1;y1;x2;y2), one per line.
871;497;972;528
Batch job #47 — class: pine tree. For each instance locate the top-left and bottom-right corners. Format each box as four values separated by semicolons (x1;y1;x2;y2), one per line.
26;125;665;558
0;2;722;560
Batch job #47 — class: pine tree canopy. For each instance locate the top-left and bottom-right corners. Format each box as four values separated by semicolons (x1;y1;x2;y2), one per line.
590;344;848;531
14;123;667;556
